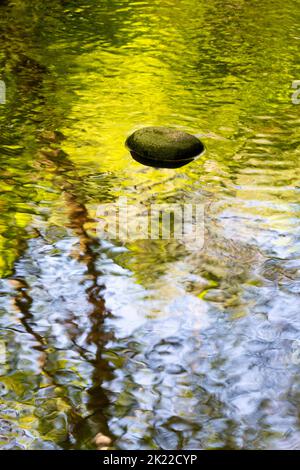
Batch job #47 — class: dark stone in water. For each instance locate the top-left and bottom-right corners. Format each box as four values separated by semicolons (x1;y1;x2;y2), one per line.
126;127;205;168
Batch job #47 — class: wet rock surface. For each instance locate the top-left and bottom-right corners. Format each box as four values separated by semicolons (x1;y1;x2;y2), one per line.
126;127;204;168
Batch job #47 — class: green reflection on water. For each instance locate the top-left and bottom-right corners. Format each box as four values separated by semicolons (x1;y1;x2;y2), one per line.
1;0;300;450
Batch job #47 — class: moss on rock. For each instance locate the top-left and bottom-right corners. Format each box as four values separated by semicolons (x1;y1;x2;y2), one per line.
126;127;204;167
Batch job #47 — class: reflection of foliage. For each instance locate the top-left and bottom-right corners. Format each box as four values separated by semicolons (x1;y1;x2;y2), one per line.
1;0;300;451
0;0;114;449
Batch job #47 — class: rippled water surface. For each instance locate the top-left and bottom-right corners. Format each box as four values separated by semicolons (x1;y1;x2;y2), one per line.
1;0;300;449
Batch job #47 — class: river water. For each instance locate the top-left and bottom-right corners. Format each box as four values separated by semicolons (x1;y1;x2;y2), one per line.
1;0;300;449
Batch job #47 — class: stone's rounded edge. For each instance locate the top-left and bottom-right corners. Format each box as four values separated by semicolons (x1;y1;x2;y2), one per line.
126;126;205;162
130;151;194;169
